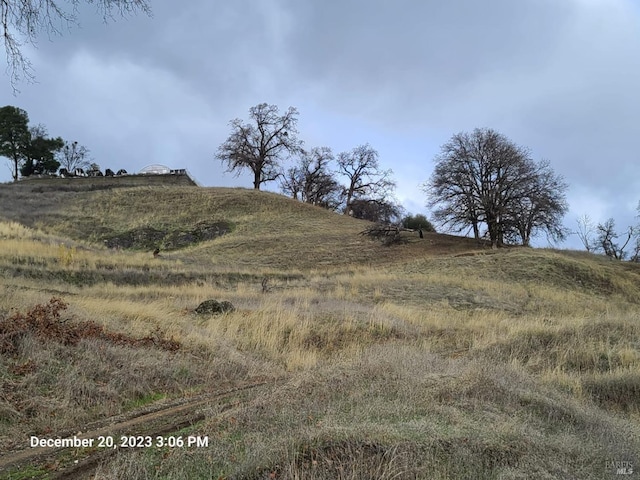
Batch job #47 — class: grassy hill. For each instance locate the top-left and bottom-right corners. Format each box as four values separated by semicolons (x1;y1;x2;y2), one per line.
0;182;491;269
1;182;640;479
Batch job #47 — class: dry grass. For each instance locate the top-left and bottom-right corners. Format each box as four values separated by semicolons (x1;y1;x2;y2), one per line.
0;184;489;269
94;346;640;479
2;183;640;478
0;296;263;455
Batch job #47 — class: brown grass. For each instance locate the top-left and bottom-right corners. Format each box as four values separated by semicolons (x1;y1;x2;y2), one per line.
93;346;640;479
1;184;640;478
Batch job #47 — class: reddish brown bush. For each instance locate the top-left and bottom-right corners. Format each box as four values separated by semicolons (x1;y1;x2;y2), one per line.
0;297;180;355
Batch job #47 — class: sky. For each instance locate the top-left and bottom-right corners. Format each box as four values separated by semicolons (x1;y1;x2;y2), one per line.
2;0;640;250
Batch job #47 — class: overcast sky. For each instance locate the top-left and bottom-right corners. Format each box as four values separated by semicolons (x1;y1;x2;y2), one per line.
2;0;640;249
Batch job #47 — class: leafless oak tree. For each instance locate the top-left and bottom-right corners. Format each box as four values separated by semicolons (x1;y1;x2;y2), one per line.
337;144;395;216
217;103;303;190
280;146;343;210
503;160;569;246
596;218;636;260
424;128;568;247
2;0;151;89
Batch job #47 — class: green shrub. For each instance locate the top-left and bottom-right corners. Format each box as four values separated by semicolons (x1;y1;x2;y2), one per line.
401;214;436;232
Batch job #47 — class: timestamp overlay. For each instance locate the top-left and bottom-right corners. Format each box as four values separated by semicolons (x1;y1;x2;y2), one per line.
30;434;209;450
1;381;269;477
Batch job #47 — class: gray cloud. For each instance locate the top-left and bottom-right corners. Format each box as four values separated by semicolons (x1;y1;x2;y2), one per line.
2;0;640;248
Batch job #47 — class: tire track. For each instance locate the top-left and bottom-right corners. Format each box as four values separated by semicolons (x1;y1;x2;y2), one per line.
0;379;273;478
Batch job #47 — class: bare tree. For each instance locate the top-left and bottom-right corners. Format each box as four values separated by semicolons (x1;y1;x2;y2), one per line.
426;151;484;240
57;140;90;171
337;144;395;216
633;203;640;262
280;147;343;210
503;160;569;246
575;214;596;252
217;103;303;190
596;218;636;260
280;166;302;200
2;0;151;90
425;128;568;248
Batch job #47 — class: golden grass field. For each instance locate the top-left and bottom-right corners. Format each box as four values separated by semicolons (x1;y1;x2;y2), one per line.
1;182;640;479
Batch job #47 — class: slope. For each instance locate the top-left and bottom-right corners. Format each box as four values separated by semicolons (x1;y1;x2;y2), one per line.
0;183;489;270
2;182;640;479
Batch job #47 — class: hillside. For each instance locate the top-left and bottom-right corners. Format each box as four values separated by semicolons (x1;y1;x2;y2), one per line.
1;183;640;479
1;183;639;298
0;183;489;269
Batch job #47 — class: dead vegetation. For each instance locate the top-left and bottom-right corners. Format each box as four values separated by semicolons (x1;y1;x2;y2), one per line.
0;297;180;355
359;223;415;246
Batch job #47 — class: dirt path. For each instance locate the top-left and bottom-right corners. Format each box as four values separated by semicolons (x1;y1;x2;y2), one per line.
0;379;273;479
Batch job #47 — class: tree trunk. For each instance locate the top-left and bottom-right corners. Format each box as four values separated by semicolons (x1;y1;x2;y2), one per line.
486;214;500;249
344;189;354;215
253;170;261;190
472;221;479;240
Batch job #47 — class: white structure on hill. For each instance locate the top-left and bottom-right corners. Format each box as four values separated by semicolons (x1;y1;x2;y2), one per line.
139;164;171;175
137;164;198;185
139;165;190;176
